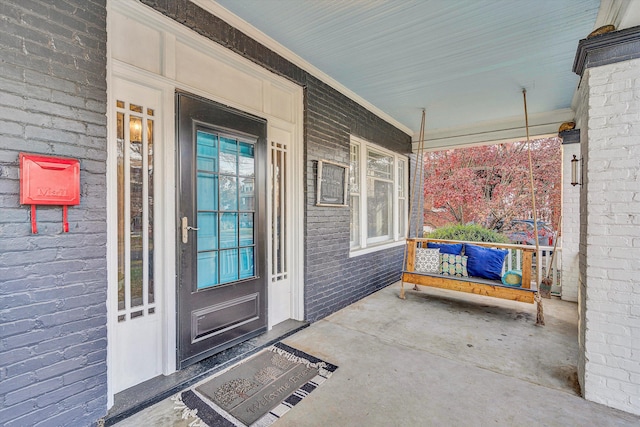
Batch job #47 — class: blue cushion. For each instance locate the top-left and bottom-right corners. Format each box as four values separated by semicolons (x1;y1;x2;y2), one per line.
427;242;463;255
464;244;508;281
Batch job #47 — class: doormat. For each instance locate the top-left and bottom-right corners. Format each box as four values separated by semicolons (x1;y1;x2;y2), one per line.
172;342;338;427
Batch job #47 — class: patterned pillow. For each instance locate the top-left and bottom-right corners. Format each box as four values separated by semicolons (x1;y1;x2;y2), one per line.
415;248;440;273
440;254;469;277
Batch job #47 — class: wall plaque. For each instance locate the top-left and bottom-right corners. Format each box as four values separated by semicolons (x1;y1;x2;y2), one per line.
316;160;348;207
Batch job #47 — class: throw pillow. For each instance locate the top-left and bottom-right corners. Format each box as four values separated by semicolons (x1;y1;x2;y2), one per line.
415;248;440;273
427;242;463;255
502;270;523;287
464;243;508;281
440;254;469;277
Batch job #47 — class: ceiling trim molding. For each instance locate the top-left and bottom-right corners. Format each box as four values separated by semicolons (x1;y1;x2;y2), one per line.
414;108;574;152
560;129;581;145
573;25;640;77
593;0;630;29
192;0;413;136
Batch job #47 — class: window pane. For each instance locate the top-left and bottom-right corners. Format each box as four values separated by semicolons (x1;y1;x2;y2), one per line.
130;116;143;307
220;249;239;283
398;160;405;197
197;173;218;211
220;213;238;249
197;131;218;173
367;178;393;241
197;251;218;289
398;203;405;238
117;112;125;310
197;212;218;251
147;119;155;304
239;142;254;177
367;150;393;180
350;195;360;248
239;213;254;246
219;176;238;211
350;144;359;194
239;178;254;211
220;137;237;175
239;247;254;279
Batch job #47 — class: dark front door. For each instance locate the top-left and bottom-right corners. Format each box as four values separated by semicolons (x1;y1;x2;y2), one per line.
177;92;267;368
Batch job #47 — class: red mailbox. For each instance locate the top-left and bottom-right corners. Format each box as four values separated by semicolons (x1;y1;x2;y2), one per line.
20;153;80;233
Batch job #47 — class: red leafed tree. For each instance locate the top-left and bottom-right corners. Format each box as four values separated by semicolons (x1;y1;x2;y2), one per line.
423;137;561;231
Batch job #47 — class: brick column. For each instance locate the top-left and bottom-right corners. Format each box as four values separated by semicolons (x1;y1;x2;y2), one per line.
573;26;640;415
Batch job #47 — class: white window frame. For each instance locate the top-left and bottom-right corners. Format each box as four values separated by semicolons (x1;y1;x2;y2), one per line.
349;135;408;257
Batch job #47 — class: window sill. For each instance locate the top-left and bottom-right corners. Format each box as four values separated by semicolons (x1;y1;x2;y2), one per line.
349;239;406;258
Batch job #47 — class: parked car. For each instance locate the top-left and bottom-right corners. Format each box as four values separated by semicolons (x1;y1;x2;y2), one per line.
503;219;556;246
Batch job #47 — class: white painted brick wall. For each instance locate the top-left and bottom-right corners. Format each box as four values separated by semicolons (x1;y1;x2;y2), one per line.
581;57;640;416
574;76;589;397
561;142;580;302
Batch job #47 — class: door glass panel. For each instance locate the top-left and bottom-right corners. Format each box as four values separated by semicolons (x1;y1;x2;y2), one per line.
197;173;218;211
219;137;237;175
197;131;218;173
239;213;254;246
197;212;218;252
147;119;155;304
239;142;254;177
219;249;239;283
117;112;125;310
197;252;218;289
219;176;238;211
130;116;144;308
239;178;254;211
220;213;238;249
195;131;257;290
239;247;254;279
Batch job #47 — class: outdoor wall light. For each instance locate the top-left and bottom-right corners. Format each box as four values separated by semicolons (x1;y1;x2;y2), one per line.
570;154;582;186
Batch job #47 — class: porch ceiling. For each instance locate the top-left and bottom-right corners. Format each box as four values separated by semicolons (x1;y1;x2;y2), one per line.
210;0;601;149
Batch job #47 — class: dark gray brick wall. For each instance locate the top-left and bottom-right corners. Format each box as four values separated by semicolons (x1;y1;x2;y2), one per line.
141;0;415;322
0;1;108;426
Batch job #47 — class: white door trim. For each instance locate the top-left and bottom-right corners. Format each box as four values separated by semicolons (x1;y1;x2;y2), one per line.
107;1;304;407
106;62;177;407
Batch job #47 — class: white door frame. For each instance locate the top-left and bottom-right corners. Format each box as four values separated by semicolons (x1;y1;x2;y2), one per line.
106;0;304;408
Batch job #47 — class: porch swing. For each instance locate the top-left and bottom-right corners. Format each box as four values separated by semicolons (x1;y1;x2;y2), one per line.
400;90;545;325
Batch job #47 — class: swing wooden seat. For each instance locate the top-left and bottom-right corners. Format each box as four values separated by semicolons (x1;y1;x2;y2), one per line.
401;238;537;304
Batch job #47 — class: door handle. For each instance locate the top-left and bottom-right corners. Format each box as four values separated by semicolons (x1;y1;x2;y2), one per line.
181;217;199;244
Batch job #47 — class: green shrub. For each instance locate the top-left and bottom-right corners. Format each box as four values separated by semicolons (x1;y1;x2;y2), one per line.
425;224;510;244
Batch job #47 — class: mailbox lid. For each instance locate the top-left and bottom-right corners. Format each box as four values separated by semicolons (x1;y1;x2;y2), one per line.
20;153;80;205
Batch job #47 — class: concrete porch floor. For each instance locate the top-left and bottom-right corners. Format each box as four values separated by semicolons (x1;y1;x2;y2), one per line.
114;282;640;426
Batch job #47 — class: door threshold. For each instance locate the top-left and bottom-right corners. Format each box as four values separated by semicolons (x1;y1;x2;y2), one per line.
104;319;308;426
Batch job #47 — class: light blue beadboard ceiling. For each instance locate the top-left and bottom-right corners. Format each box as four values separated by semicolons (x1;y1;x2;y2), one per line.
214;0;600;141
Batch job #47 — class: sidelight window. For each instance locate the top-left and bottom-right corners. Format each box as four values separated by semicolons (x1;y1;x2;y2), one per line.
116;100;155;321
